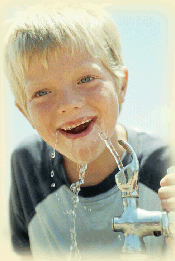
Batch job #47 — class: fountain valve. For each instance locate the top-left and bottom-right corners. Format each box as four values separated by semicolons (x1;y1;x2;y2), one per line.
112;140;175;254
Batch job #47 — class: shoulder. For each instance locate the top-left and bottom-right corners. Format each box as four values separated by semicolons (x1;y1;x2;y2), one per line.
127;127;169;158
12;133;47;153
11;133;64;189
11;133;52;164
126;127;173;192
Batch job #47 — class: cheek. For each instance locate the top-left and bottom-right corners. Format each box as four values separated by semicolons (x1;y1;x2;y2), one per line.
27;101;55;138
89;86;119;117
86;86;119;135
103;94;119;134
28;100;53;120
27;102;57;149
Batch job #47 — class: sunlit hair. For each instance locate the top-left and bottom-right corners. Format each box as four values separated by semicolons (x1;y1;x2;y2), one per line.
4;3;126;120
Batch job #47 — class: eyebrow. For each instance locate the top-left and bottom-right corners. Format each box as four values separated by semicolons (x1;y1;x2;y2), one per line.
74;63;103;73
25;80;50;90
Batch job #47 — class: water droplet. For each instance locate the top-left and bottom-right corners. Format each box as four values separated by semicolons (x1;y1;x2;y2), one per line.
77;163;87;172
88;209;92;212
72;196;79;203
51;170;54;177
51;151;55;158
51;183;55;187
83;206;87;210
57;198;60;202
79;179;84;185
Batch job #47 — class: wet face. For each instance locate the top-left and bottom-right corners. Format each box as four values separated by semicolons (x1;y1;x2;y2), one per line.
24;49;125;164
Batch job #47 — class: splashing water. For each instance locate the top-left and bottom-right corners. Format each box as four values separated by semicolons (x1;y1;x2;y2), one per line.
98;132;123;170
118;234;121;241
83;206;92;212
67;163;87;260
66;131;122;259
50;131;58;188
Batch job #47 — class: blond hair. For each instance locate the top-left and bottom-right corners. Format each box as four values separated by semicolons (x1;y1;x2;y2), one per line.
4;3;126;120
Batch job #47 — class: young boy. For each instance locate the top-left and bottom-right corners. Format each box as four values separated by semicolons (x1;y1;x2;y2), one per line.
4;3;175;260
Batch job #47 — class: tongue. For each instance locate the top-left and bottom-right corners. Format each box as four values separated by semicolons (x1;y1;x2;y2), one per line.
63;121;92;134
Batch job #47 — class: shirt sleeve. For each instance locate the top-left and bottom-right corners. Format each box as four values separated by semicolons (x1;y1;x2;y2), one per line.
138;132;173;193
10;151;32;255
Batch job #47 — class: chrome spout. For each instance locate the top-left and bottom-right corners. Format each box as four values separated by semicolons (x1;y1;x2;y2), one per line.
115;140;139;198
112;140;175;254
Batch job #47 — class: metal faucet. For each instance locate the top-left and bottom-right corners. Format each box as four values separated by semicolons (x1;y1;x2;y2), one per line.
112;140;175;254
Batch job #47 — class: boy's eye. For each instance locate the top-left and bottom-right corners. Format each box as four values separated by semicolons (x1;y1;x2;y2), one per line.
78;76;95;84
33;90;51;98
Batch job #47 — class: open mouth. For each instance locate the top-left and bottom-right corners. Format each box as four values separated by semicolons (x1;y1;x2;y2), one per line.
61;119;92;134
58;117;97;139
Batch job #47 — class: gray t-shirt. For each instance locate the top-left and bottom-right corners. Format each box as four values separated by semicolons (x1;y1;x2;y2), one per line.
10;127;173;259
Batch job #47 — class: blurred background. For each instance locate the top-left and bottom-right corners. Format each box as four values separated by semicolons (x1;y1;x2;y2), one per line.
1;0;175;259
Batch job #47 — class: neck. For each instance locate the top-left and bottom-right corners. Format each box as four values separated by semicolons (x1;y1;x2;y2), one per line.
63;124;127;186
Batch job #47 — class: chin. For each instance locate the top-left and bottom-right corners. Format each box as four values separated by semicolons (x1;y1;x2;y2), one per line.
67;142;106;165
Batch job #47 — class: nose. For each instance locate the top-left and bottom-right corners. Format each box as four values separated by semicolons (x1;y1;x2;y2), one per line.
57;89;86;114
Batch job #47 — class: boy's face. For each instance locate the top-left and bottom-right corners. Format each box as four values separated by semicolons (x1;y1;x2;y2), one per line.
23;49;126;164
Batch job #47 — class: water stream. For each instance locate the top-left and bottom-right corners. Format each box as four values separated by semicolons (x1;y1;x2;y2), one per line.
98;132;123;170
66;131;123;260
67;163;87;260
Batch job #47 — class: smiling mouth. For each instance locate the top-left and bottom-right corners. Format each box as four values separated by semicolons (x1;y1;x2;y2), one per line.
61;120;92;135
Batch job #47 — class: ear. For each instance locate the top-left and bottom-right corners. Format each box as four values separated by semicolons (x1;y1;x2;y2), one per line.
118;68;128;104
15;102;35;129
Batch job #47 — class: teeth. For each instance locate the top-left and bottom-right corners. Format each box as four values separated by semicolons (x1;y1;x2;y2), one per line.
61;119;92;131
